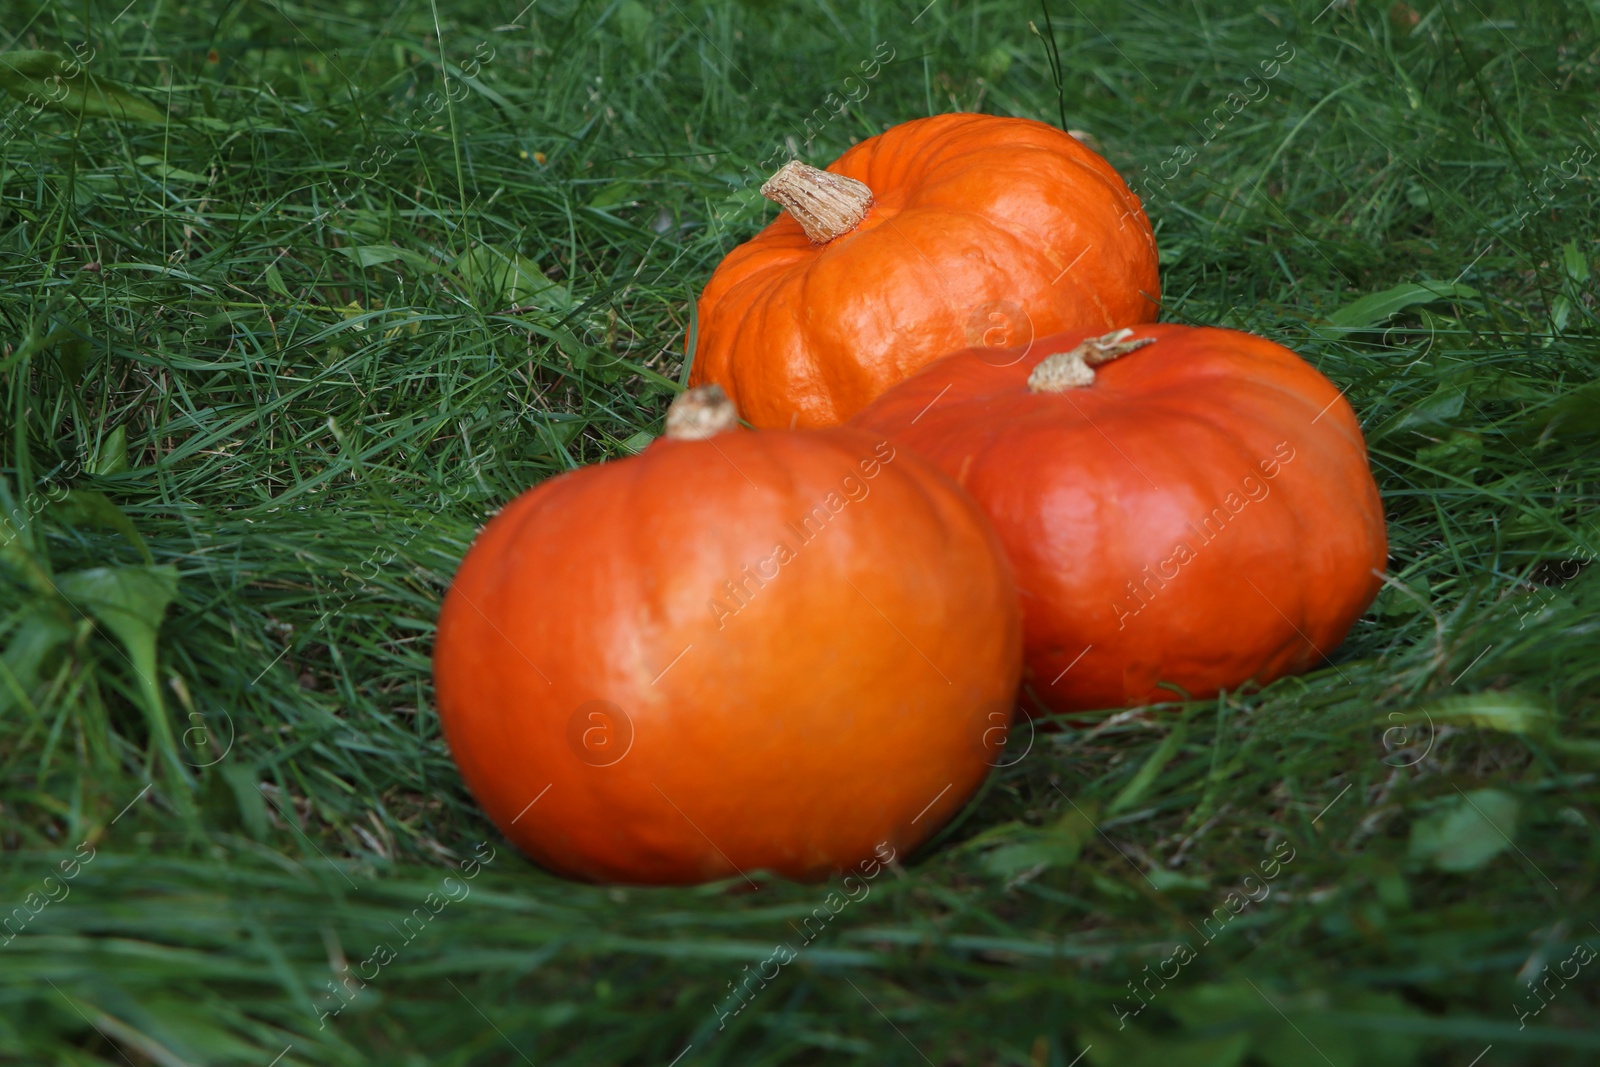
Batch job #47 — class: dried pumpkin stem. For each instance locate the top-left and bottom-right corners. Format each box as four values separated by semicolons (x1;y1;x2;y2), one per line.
665;384;740;440
761;160;874;244
1027;329;1157;392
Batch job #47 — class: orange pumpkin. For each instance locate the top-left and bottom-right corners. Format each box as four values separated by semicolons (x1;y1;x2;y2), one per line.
433;386;1022;885
851;324;1387;713
690;113;1159;428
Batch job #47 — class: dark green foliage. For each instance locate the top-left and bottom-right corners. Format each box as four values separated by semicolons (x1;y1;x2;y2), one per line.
1;0;1597;1063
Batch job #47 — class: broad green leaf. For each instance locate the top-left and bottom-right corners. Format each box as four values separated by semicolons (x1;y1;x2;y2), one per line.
1369;380;1465;442
1084;1025;1250;1067
1108;722;1187;816
1409;789;1518;873
92;425;129;476
220;762;268;840
134;154;207;182
336;244;440;273
46;490;153;563
1560;239;1590;283
1550;240;1590;334
980;44;1013;81
55;565;186;782
616;0;654;50
1324;282;1478;330
1415;429;1482;470
1168;984;1423;1067
1426;690;1550;734
123;996;270;1062
264;263;290;297
454;244;570;310
1529;381;1600;444
1143;866;1208;891
1373;572;1430;617
0;601;75;716
588;181;637;210
969;808;1094;880
47;327;93;382
0;501;31;576
1251;991;1423;1067
0;485;53;593
713;185;769;228
0;50;166;124
619;430;654;454
525;413;584;457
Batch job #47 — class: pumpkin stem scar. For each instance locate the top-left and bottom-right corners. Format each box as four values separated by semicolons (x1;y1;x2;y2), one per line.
666;384;741;440
1027;328;1157;392
760;160;874;243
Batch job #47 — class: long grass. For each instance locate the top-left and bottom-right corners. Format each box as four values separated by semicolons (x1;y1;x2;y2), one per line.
1;0;1597;1063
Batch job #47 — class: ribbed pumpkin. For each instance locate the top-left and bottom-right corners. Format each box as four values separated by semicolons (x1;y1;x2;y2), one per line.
690;113;1159;428
851;324;1387;713
434;387;1023;884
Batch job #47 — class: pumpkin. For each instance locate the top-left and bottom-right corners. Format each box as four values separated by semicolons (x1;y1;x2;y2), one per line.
851;324;1387;713
433;386;1022;885
689;113;1159;429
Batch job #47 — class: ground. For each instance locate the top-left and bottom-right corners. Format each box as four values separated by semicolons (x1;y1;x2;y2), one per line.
0;0;1597;1064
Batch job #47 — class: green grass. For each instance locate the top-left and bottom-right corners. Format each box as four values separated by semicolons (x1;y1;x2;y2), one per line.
1;0;1598;1063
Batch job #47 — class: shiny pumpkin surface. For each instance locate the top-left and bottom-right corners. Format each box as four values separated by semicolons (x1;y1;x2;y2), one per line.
851;323;1387;713
433;426;1022;884
690;113;1160;428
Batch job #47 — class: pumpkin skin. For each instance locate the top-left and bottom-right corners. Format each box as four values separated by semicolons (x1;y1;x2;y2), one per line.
690;113;1160;428
851;323;1387;713
433;398;1022;885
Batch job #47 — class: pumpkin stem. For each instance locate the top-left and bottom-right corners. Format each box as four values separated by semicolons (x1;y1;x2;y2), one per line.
1027;329;1157;392
665;384;740;440
761;160;874;244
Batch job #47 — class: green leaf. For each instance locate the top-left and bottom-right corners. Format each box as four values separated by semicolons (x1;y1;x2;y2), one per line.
619;430;654;454
91;425;129;475
1084;1025;1251;1067
46;490;153;563
264;262;290;297
454;244;571;311
1426;690;1550;734
1167;984;1423;1067
1373;572;1430;616
120;995;271;1062
1528;381;1600;444
525;413;585;457
1143;866;1208;891
220;762;268;840
336;244;440;273
1408;788;1518;873
1369;380;1466;442
970;807;1094;881
0;601;75;716
134;154;207;182
0;50;166;124
0;484;52;592
1251;991;1423;1067
1108;722;1187;816
54;565;186;782
1560;239;1591;284
587;181;637;210
980;44;1013;81
616;0;654;50
1549;240;1590;335
1324;281;1478;330
47;327;93;382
